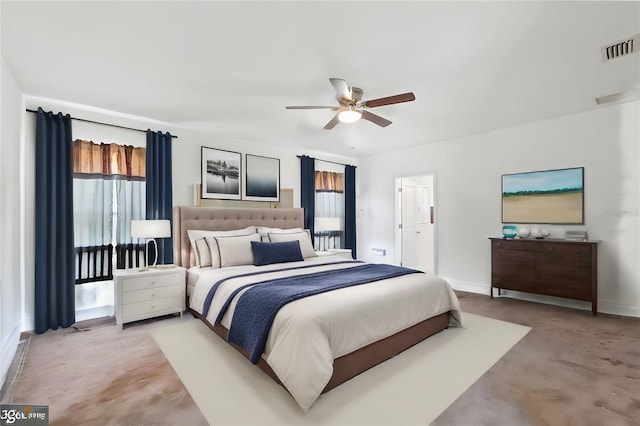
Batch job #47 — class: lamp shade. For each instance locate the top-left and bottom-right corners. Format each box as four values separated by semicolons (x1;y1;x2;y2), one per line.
131;220;171;238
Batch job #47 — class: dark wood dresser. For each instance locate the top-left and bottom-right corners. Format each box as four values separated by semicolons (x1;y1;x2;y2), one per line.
490;237;598;315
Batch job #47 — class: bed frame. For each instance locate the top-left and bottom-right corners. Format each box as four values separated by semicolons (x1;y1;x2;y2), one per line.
173;206;451;394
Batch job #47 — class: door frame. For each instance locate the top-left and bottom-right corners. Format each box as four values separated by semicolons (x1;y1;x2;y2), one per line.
394;171;437;273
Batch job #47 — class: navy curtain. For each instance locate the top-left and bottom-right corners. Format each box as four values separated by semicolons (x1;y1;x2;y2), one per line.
344;165;357;259
34;108;75;333
146;130;174;264
300;155;315;242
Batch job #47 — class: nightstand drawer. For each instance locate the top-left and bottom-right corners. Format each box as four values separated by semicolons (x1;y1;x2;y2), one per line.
121;272;182;292
123;296;183;318
122;285;182;305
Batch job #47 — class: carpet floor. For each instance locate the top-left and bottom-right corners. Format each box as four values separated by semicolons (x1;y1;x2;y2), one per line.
9;315;208;426
151;312;529;425
8;291;640;425
434;292;640;426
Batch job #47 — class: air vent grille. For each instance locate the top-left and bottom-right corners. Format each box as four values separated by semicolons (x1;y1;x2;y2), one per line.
602;34;640;61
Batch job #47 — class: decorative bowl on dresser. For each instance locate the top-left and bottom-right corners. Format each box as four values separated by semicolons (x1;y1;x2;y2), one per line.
114;266;186;329
490;237;598;315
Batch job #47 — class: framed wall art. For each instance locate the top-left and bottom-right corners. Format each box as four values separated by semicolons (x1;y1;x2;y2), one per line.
244;154;280;202
201;147;241;200
502;167;584;224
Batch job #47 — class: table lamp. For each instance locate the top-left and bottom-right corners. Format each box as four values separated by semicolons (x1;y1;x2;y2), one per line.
130;219;171;271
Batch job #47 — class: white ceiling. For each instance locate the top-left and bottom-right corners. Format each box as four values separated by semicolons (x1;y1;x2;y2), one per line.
2;1;639;158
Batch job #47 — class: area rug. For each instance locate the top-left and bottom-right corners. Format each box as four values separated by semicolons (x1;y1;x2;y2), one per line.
152;312;530;425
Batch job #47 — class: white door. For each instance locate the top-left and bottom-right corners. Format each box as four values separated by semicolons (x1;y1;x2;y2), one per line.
401;180;418;268
415;186;435;274
399;176;435;274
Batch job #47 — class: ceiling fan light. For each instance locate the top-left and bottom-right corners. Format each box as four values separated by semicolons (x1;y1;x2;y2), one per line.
338;108;362;123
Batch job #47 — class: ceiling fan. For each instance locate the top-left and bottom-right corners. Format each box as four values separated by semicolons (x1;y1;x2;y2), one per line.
285;78;416;130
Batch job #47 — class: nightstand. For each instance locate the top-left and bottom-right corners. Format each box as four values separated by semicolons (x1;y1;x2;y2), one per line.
114;266;186;329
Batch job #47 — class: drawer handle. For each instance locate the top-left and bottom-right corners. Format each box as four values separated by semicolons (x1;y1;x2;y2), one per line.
151;293;155;297
549;247;554;251
150;281;156;285
151;305;155;309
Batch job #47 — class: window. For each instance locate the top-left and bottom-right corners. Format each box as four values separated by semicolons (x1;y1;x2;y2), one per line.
73;139;146;320
314;161;345;250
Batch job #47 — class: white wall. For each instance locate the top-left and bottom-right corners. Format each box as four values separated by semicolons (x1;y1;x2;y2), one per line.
12;93;637;337
19;97;357;331
358;101;639;317
1;56;24;387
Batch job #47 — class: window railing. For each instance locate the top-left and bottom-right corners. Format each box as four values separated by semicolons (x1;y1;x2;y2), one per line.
115;243;146;270
74;243;146;285
75;244;113;285
314;231;343;251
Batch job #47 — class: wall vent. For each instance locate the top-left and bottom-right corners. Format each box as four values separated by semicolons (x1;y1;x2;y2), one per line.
601;34;640;61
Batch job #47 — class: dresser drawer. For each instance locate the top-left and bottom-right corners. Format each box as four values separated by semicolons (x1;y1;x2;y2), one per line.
491;240;529;251
121;272;182;292
492;248;534;262
536;263;591;301
122;285;182;305
529;242;591;256
491;249;535;292
536;253;592;267
123;296;183;318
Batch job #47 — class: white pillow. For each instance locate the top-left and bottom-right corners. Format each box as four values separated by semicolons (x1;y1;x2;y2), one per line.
268;231;318;259
256;226;304;241
195;238;212;267
187;226;256;267
214;233;261;268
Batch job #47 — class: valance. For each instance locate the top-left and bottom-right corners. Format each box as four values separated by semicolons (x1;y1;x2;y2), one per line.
315;171;344;193
73;139;145;180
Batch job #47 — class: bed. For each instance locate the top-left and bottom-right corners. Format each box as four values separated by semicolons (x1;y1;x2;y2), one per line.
173;206;461;412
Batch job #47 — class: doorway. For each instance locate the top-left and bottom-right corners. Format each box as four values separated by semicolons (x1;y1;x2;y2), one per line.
394;174;435;274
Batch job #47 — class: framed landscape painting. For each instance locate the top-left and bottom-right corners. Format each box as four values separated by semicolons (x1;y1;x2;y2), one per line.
502;167;584;224
201;147;241;200
244;154;280;202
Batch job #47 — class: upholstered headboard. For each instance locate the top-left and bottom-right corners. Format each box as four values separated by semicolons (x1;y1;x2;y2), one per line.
173;206;305;268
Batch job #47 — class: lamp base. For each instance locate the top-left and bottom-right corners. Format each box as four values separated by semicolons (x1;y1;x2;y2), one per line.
145;238;157;271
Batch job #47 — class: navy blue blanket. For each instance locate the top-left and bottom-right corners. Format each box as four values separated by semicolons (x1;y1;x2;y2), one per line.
223;263;422;364
201;260;362;317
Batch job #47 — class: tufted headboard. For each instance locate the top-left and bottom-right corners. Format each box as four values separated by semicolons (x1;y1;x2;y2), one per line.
173;206;305;268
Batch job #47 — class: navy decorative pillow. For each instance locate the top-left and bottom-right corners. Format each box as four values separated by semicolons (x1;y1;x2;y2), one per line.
251;240;304;266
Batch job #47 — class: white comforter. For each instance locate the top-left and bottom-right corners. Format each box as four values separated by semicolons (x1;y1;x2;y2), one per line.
189;256;461;412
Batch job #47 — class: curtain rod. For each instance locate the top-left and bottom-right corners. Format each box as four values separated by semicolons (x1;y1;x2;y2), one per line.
26;109;178;139
297;155;356;168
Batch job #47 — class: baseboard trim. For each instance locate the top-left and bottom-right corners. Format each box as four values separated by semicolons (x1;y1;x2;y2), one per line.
0;323;20;392
445;279;640;318
446;279;491;296
598;299;640;318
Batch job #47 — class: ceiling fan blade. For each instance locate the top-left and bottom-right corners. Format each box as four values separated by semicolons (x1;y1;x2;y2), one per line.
364;92;416;108
361;110;392;127
329;78;352;104
323;114;341;130
285;105;338;110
